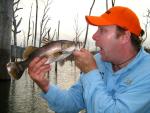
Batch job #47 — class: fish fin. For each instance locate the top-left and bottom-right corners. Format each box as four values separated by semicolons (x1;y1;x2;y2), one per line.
6;61;27;80
23;46;38;60
41;37;50;45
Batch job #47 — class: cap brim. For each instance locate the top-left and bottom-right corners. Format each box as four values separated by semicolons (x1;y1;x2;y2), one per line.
85;16;112;26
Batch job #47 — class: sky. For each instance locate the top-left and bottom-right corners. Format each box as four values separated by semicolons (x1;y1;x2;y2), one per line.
18;0;150;47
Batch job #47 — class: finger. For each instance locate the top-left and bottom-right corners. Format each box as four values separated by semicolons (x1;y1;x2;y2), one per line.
36;64;51;75
33;64;50;74
73;50;82;57
39;67;51;77
29;57;40;67
29;64;50;80
33;57;48;69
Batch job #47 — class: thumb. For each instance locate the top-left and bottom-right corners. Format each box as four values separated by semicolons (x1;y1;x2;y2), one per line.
73;50;80;56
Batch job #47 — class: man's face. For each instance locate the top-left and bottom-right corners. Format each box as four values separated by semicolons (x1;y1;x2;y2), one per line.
92;25;123;62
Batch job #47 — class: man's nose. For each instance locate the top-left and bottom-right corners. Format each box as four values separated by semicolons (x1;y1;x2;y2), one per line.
92;32;99;41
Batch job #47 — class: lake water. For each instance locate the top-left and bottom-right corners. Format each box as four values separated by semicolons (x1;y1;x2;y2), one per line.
0;61;81;113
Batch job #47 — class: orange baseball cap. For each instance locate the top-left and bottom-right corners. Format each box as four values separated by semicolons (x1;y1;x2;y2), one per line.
85;6;142;37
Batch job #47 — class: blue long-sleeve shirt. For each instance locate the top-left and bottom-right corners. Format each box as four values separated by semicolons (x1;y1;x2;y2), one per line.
41;47;150;113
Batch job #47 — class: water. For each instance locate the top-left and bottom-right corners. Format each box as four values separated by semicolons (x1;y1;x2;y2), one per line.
0;61;80;113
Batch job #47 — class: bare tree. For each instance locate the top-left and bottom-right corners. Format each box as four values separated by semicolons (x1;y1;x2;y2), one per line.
31;21;35;45
22;31;26;47
26;4;33;46
39;0;52;47
11;0;22;61
54;20;60;85
73;15;83;41
41;28;56;44
12;0;22;46
83;0;96;48
73;15;84;47
111;0;116;7
106;0;116;10
50;29;56;41
106;0;108;10
143;9;150;43
34;0;38;47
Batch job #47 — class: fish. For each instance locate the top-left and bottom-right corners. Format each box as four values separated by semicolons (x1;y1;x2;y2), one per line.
6;40;77;80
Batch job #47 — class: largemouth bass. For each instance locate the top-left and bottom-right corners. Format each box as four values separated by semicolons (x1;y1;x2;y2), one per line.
6;40;77;80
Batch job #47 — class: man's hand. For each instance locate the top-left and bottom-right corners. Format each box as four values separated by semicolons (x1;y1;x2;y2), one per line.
28;57;51;93
73;48;97;73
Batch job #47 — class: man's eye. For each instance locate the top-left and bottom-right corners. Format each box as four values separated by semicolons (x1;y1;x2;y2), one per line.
99;28;104;32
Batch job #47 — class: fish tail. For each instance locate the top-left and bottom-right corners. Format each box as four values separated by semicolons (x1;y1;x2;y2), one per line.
6;60;28;80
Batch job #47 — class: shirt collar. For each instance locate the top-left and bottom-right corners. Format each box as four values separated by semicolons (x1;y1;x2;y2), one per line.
104;47;148;74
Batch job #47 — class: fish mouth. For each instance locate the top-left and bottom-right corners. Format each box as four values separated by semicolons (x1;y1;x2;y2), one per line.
62;51;73;54
55;46;75;61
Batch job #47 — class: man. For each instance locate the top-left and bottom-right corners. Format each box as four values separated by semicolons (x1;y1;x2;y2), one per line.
28;6;150;113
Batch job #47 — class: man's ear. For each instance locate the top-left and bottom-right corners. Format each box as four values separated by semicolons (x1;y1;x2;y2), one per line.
121;30;131;44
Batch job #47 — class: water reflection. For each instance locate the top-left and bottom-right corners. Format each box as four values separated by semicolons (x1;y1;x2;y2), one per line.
0;61;80;113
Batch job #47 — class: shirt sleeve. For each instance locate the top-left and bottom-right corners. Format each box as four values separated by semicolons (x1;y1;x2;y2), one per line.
41;79;85;113
81;69;150;113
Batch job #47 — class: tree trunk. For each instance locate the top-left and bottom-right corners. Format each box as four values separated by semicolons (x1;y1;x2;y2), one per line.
83;0;95;48
0;0;13;80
